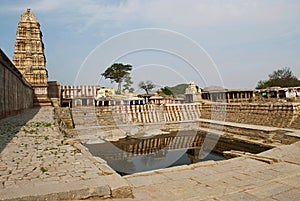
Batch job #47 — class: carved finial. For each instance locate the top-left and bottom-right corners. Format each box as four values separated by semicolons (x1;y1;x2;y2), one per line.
27;8;31;12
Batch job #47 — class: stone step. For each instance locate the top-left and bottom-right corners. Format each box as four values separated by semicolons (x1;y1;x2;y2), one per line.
0;174;132;201
71;108;99;127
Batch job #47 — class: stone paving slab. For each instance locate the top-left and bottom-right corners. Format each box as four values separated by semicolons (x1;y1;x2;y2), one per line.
259;141;300;165
115;142;300;201
0;107;132;200
0;178;111;201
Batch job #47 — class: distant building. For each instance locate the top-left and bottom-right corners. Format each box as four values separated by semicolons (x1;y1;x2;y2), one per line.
95;89;144;106
60;85;101;107
202;88;254;103
258;87;300;101
185;81;202;103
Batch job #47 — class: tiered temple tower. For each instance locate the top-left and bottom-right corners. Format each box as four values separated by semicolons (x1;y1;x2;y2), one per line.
13;8;51;106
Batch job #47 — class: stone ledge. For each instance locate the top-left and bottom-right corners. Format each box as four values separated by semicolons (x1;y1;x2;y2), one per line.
103;174;133;198
0;174;133;201
223;150;282;164
0;179;111;201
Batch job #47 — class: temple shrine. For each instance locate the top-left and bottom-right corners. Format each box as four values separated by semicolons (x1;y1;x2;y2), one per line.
12;8;51;106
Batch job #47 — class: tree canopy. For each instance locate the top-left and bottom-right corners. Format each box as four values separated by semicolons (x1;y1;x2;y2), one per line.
160;83;189;96
161;87;173;96
139;80;155;94
123;74;134;93
256;67;300;89
101;63;132;94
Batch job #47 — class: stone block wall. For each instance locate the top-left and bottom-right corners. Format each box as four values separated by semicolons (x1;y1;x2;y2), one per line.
92;102;300;130
53;107;76;138
200;103;300;130
47;81;60;107
94;104;202;126
0;49;33;119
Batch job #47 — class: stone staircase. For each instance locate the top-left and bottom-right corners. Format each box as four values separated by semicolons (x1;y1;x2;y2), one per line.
34;96;53;107
71;107;98;128
96;107;122;127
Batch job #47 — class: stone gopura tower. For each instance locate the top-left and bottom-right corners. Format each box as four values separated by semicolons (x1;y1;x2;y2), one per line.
13;9;51;106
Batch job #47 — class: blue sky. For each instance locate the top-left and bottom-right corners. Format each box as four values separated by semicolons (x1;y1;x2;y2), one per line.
0;0;299;91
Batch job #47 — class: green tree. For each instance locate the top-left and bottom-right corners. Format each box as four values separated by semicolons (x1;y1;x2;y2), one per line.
256;67;300;89
101;63;132;94
139;80;155;94
161;87;173;96
123;74;134;93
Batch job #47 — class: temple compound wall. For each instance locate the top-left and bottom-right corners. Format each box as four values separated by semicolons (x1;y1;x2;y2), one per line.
0;49;33;119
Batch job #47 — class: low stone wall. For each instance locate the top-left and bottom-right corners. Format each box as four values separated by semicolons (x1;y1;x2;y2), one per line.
53;107;76;137
0;49;33;119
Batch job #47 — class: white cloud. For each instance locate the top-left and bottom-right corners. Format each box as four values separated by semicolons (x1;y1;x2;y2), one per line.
139;0;300;26
5;1;300;20
4;0;299;32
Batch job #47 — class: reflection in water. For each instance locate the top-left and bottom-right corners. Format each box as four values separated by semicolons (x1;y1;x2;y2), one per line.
84;130;225;175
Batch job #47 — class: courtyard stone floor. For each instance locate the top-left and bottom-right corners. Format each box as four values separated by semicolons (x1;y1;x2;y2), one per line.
0;107;131;200
118;143;300;201
0;107;300;200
